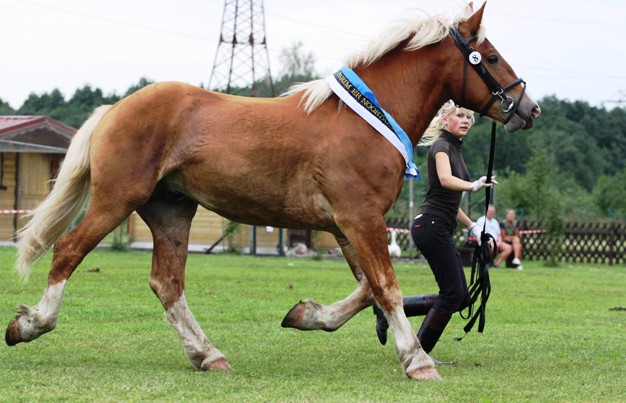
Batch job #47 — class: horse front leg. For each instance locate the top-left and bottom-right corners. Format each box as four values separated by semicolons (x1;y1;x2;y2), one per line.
137;197;231;371
281;234;374;331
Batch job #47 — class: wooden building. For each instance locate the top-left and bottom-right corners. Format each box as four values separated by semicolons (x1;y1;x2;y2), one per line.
0;116;74;243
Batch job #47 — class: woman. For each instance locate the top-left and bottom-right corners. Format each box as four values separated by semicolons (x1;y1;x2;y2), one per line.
501;209;524;270
374;100;495;358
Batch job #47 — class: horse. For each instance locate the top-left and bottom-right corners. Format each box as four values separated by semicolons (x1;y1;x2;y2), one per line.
5;2;540;381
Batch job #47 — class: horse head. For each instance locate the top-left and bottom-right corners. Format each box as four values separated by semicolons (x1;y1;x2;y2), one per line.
450;2;541;131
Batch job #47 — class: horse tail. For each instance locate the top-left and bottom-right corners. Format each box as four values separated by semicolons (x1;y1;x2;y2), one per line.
15;105;112;280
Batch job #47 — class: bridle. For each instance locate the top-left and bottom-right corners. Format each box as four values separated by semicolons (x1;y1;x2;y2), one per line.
450;26;526;123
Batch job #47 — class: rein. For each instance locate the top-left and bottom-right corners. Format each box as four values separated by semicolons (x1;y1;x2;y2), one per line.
450;27;526;122
456;121;497;341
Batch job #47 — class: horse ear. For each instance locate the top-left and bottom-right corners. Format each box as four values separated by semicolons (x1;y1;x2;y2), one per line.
460;1;486;36
466;2;474;13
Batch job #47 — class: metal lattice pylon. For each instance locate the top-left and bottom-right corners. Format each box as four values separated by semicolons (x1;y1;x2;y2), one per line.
209;0;274;96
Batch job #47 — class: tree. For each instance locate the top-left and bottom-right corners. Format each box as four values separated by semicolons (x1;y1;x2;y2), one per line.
278;42;316;81
18;89;66;116
0;98;15;115
273;42;319;95
123;77;154;97
593;168;626;219
65;85;116;128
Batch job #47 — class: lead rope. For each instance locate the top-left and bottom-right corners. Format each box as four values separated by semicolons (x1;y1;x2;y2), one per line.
455;121;497;341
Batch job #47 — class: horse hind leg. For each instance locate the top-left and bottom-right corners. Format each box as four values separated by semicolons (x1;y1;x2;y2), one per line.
137;191;231;371
6;199;134;346
282;234;374;331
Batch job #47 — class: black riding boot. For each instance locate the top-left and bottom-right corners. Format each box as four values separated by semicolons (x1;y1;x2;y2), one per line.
416;308;451;354
373;294;438;345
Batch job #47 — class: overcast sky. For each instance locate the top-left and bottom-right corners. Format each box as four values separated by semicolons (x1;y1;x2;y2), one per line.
2;0;625;110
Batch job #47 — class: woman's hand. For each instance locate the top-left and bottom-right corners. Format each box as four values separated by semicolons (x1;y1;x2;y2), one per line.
470;175;498;192
468;222;482;246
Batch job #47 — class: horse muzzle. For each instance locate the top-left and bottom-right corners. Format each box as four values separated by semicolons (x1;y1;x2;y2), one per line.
504;102;541;132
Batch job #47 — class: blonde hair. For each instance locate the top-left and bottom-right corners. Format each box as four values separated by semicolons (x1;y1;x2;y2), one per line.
418;100;475;146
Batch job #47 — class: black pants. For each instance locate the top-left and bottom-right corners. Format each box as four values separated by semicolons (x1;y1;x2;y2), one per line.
411;214;469;316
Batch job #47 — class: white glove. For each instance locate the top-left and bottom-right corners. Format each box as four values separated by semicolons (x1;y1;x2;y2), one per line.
468;223;482;246
470;175;498;192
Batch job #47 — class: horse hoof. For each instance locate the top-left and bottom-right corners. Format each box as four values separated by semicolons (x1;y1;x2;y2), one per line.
201;357;233;371
5;317;22;346
281;302;306;329
407;366;443;381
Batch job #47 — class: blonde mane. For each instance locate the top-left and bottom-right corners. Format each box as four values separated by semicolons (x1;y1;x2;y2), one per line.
289;6;485;114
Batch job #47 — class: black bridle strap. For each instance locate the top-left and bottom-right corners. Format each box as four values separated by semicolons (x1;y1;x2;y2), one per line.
459;56;468;107
456;121;497;340
479;79;526;122
450;27;525;123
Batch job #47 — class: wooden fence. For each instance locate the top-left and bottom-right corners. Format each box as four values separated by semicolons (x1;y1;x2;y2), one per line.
516;221;626;265
385;218;626;266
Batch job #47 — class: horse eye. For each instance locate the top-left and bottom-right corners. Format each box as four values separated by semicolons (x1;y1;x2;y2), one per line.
487;55;499;64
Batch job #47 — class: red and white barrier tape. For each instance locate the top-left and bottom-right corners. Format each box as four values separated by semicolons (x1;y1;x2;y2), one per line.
0;209;30;214
386;227;410;234
387;227;544;235
519;229;544;234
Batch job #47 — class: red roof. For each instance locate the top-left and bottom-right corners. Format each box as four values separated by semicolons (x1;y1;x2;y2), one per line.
0;116;76;153
0;116;76;138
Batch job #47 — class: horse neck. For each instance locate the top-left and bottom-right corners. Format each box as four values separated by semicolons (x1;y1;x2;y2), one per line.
355;45;452;146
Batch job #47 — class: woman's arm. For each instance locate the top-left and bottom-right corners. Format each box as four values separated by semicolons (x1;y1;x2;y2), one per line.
501;227;509;241
435;152;473;192
459;208;482;243
456;208;473;229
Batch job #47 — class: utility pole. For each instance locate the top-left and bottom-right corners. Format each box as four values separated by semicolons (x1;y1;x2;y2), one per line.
209;0;275;97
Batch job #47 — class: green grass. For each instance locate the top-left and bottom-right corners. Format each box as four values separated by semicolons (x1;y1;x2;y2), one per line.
0;247;624;402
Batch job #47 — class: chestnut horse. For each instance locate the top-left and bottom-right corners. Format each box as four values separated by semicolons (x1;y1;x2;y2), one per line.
6;3;540;380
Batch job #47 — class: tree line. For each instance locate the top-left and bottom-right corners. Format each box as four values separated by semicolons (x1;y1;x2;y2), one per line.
2;44;625;223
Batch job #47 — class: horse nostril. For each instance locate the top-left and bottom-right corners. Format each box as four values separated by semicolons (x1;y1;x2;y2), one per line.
532;105;542;118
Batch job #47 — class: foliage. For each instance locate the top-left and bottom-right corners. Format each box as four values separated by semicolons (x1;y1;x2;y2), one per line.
122;77;155;98
274;41;318;94
224;220;243;254
8;78;153;128
0;98;15;114
0;248;624;401
593;167;626;219
110;220;129;251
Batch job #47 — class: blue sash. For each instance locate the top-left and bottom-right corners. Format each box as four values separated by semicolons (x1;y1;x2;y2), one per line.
325;67;419;179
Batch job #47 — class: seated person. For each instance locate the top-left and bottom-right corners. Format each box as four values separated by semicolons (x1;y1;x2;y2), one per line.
501;209;524;270
475;204;512;268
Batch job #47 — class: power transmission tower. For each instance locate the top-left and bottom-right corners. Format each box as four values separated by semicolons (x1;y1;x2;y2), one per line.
209;0;275;97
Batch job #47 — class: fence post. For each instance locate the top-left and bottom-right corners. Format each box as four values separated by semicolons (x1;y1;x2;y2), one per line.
609;222;615;266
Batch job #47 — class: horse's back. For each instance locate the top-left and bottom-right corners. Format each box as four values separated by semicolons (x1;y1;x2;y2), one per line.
87;81;340;228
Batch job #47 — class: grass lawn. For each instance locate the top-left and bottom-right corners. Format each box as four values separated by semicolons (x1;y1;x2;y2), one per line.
0;247;624;402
